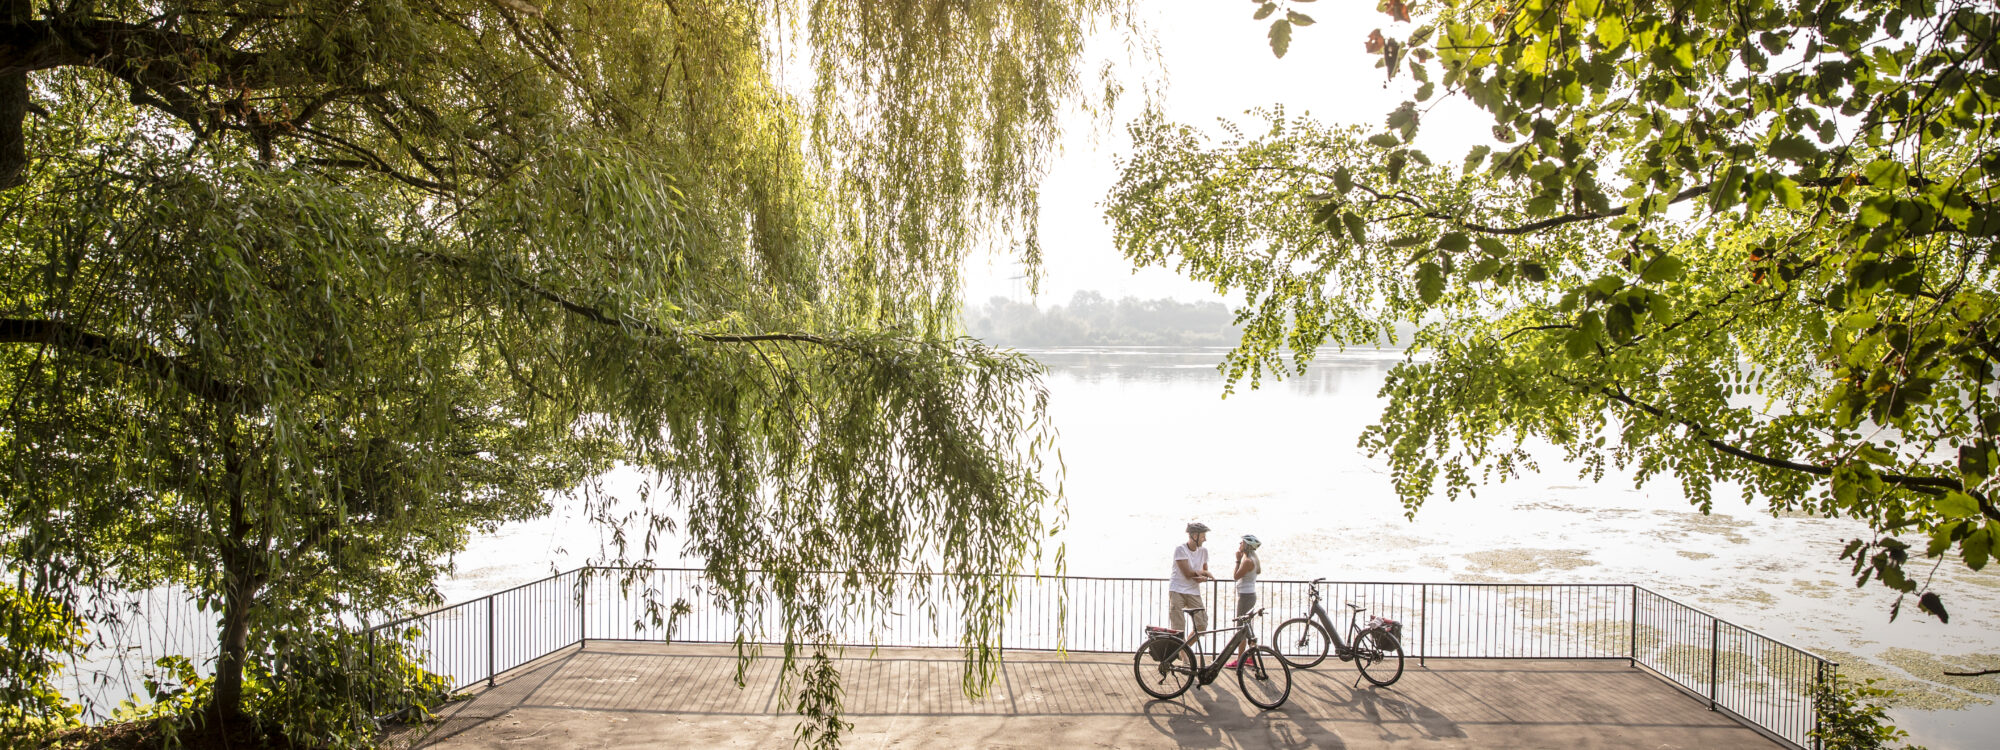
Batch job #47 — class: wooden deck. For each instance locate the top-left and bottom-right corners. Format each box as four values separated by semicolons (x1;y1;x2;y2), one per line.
392;642;1784;749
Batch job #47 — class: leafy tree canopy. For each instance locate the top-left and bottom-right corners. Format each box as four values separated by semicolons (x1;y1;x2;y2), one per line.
1109;0;2000;621
0;0;1115;744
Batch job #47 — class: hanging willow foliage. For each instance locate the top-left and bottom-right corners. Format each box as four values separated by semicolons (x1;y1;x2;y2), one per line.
0;0;1120;745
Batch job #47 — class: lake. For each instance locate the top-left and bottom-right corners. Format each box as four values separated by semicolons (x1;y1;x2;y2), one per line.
65;347;2000;746
448;346;2000;747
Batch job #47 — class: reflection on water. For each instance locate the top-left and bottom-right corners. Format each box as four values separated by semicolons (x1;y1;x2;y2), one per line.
1027;346;1408;398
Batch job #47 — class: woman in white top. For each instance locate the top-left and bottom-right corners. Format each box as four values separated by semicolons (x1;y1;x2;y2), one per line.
1227;534;1262;669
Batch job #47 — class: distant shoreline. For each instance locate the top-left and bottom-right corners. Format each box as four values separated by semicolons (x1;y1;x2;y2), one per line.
963;291;1418;350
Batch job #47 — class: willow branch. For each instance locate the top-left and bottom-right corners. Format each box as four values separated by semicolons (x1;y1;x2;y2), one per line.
413;252;838;348
0;317;262;405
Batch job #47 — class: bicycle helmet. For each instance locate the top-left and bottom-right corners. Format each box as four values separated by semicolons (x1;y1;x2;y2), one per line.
1185;522;1210;534
1241;534;1261;550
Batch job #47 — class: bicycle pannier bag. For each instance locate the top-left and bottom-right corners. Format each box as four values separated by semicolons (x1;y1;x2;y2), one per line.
1144;626;1181;660
1366;616;1402;650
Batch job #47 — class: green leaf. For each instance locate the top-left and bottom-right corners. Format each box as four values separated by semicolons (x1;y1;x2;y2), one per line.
1467;258;1501;282
1415;261;1446;303
1966;528;1992;571
1463;145;1491;173
1773;177;1804;211
1856;443;1897;466
1311;201;1344;229
1958;442;1993;482
1253;2;1277;21
1342;211;1367;244
1918;592;1949;623
1588;274;1623;297
1287;10;1315;26
1640;255;1685;283
1767;135;1817;162
1865;159;1907;190
1564;316;1599;359
1387;234;1428;248
1367;133;1401;149
1436;232;1470;253
1928;524;1960;557
1595;16;1626;49
1937;491;1981;518
1268;19;1293;58
1334;166;1353;193
1606;304;1635;342
1519;260;1549;282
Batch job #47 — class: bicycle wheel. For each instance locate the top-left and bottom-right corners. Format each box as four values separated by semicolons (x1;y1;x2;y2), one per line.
1271;617;1331;669
1353;627;1405;687
1236;646;1292;710
1133;636;1198;700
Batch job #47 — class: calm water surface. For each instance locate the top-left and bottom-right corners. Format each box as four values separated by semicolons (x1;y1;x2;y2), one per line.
448;347;2000;747
67;348;1999;745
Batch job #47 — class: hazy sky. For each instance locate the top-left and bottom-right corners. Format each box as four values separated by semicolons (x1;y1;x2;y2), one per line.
961;0;1493;306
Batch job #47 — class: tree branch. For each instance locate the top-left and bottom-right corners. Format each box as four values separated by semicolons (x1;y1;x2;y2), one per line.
412;252;839;348
1598;384;1999;517
0;317;262;405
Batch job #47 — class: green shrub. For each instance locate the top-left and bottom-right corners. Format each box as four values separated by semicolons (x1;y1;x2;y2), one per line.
1813;676;1925;750
100;626;452;749
0;583;86;744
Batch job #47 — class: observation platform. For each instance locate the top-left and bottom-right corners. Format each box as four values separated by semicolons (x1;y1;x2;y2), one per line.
393;641;1780;749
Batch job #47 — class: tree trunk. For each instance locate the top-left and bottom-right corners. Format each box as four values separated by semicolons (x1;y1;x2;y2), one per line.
208;557;258;727
209;410;258;728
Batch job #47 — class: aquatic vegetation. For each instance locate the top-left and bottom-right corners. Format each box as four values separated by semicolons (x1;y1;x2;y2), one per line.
1462;548;1596;576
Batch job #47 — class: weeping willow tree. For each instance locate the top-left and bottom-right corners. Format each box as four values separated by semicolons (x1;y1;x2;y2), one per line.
0;0;1115;744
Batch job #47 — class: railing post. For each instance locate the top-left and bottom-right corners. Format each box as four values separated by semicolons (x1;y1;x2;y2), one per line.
1708;618;1719;710
1419;583;1427;666
578;568;588;649
1629;585;1639;668
487;595;497;687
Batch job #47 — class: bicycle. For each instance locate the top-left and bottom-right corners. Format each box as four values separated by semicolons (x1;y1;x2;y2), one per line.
1132;605;1292;709
1270;578;1405;687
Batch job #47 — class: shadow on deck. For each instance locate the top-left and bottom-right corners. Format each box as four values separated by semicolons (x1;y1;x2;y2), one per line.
391;642;1781;749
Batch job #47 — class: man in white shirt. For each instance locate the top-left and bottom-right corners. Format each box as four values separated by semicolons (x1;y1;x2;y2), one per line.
1169;522;1215;635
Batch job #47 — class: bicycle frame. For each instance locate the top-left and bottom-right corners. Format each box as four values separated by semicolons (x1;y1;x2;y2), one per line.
1301;587;1371;658
1134;606;1292;709
1182;620;1257;683
1155;607;1269;683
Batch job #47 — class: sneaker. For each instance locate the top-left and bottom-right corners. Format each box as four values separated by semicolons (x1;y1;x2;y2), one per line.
1225;658;1242;669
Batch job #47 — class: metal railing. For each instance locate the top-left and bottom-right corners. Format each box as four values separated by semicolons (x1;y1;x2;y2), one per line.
363;570;584;692
364;568;1834;749
1632;586;1830;750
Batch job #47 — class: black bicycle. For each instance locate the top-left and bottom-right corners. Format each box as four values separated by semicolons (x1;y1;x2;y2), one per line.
1270;578;1405;686
1132;605;1292;709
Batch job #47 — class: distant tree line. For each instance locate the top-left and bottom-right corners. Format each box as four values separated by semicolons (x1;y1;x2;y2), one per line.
964;292;1241;346
965;292;1421;348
